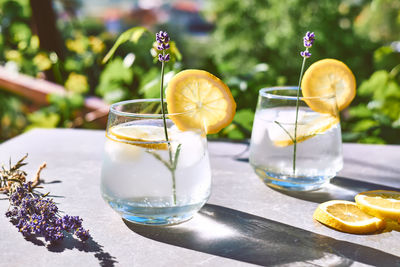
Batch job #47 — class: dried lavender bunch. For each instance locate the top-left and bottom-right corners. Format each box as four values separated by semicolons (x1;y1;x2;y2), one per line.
3;156;90;243
0;154;28;192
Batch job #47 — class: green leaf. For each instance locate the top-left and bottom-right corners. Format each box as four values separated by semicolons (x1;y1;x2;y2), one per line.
374;46;393;63
99;58;133;85
358;70;388;98
139;69;176;98
169;41;182;61
352;119;378;132
381;97;400;120
26;111;60;130
47;93;84;117
233;109;255;132
67;93;84;108
227;127;245;139
372;113;392;126
102;27;148;64
373;46;400;71
47;93;66;108
348;104;373;119
103;88;128;103
10;22;31;44
138;68;160;98
65;73;89;94
392;118;400;128
172;144;182;171
96;58;134;102
382;80;400;99
342;132;362;142
65;58;84;72
33;52;52;71
359;136;386;145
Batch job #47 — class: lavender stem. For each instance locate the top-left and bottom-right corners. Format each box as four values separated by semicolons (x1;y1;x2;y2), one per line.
293;49;308;176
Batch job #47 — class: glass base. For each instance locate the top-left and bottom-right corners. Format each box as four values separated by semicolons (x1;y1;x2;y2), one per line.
104;195;206;226
254;167;334;191
122;212;194;226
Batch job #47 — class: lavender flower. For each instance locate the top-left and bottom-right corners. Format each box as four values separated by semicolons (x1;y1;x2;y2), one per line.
300;51;312;58
156;31;170;44
5;182;90;243
303;31;315;48
75;227;90;241
156;31;170;62
301;31;315;59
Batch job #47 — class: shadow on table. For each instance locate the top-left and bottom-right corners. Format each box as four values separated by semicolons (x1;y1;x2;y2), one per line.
124;204;400;266
273;176;400;204
24;234;118;267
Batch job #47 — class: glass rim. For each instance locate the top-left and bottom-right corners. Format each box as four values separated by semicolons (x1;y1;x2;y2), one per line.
259;86;336;101
110;98;195;118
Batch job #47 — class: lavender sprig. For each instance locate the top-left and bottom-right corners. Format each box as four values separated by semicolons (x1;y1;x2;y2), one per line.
155;31;178;205
156;30;171;145
293;31;315;175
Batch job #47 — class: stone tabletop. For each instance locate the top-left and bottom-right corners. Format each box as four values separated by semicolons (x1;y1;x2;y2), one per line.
1;129;400;267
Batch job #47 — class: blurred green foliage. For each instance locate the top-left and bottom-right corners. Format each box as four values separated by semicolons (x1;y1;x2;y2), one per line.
343;45;400;144
0;92;26;140
0;0;400;144
0;0;180;141
204;0;400;142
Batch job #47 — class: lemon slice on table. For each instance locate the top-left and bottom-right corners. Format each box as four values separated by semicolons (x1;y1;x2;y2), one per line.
269;112;339;147
355;190;400;221
108;125;169;150
301;59;356;113
166;69;236;134
313;200;385;234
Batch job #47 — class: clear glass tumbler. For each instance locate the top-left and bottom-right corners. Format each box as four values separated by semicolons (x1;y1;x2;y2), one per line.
101;99;211;225
249;87;343;191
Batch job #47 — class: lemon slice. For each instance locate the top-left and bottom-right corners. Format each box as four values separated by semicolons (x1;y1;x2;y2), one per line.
313;200;385;234
301;59;356;112
269;111;339;147
355;190;400;220
108;125;169;150
166;69;236;134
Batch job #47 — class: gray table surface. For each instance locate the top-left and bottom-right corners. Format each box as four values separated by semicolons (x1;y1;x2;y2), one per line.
1;129;400;267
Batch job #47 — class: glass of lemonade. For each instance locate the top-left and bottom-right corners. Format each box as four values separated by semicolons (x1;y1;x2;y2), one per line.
101;99;211;225
249;87;343;191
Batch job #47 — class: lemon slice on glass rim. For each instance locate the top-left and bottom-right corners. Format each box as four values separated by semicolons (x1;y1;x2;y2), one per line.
166;69;236;134
313;200;385;234
301;58;356;113
269;58;355;147
107;69;236;149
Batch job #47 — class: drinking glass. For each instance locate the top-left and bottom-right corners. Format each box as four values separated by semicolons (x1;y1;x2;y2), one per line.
101;99;211;225
249;87;343;191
